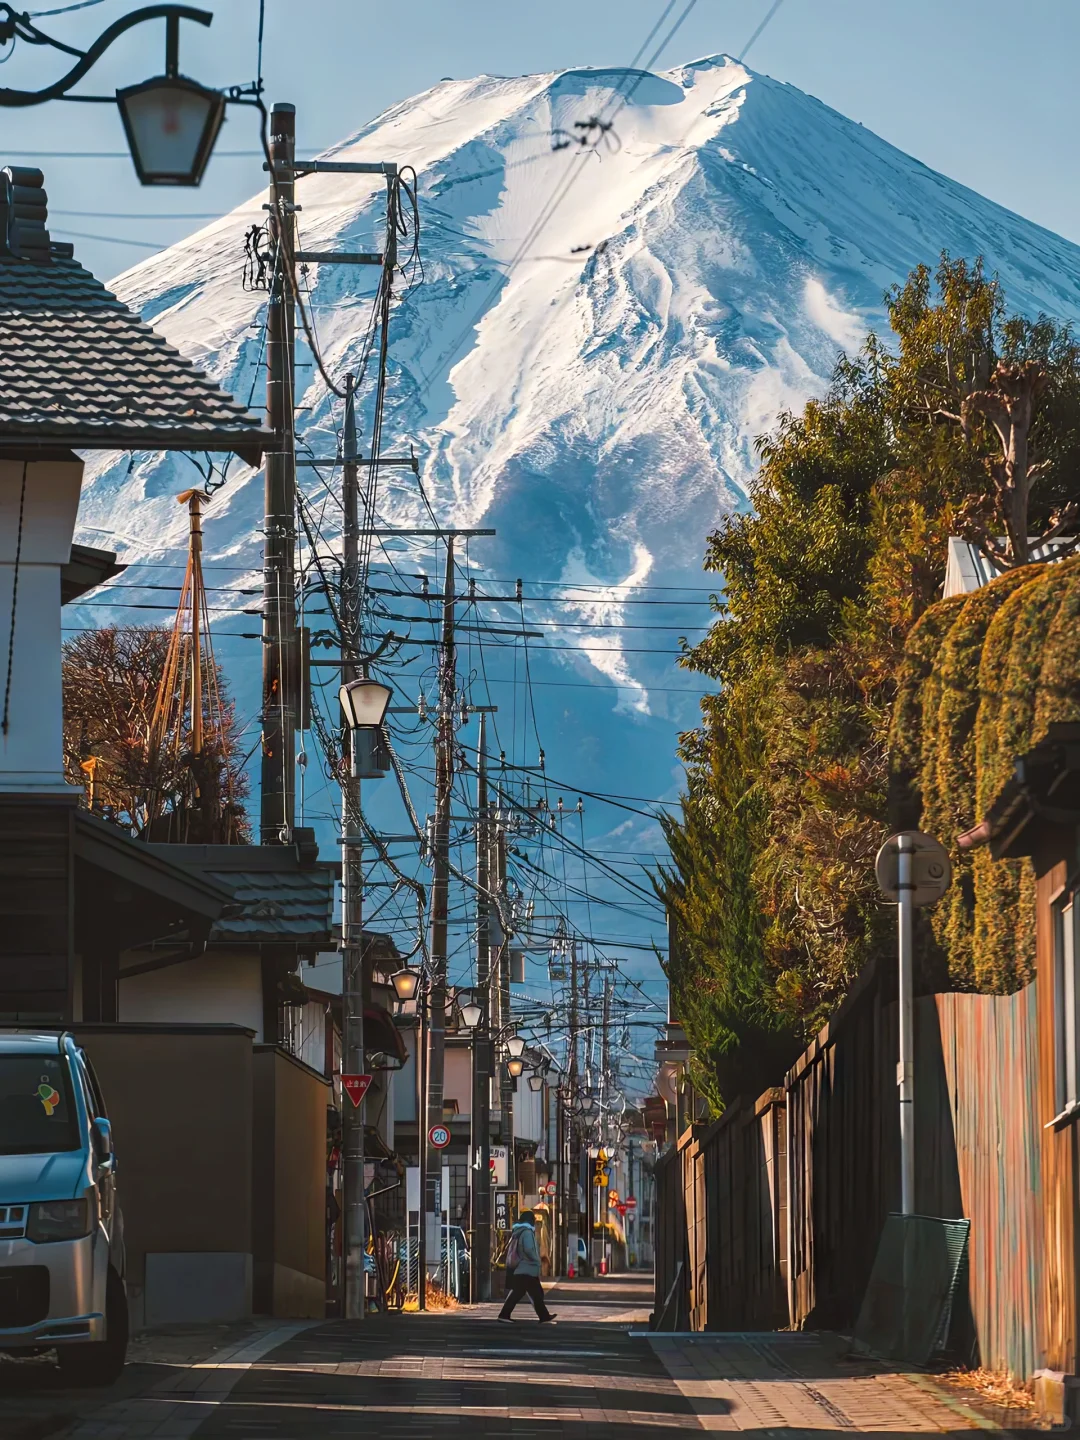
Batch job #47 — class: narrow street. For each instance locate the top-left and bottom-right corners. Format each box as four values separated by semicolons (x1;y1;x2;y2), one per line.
3;1277;1025;1439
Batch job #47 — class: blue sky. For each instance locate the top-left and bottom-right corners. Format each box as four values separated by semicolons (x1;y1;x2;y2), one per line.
6;0;1080;282
14;0;1080;1014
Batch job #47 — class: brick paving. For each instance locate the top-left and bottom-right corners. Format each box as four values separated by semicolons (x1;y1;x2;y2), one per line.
0;1318;279;1440
648;1331;1007;1433
0;1276;1031;1439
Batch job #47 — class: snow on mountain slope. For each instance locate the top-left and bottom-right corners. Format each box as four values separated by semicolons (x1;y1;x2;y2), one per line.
70;56;1080;898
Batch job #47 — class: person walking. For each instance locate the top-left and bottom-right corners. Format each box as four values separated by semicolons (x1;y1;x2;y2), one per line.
498;1211;555;1323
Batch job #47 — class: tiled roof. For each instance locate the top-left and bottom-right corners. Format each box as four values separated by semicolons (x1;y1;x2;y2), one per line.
0;251;272;461
208;866;336;944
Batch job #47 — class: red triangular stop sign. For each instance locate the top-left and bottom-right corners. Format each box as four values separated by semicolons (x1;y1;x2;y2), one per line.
342;1074;372;1108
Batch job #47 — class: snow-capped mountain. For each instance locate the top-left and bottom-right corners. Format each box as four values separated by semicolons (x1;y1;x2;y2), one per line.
70;56;1080;952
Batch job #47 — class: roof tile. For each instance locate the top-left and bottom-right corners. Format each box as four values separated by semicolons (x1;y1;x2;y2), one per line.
0;251;270;455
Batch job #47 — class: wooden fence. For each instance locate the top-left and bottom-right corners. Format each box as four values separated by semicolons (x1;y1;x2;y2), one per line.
653;960;1044;1381
653;1088;787;1332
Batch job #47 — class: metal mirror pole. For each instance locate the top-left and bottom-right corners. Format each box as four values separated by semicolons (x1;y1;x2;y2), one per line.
897;832;915;1216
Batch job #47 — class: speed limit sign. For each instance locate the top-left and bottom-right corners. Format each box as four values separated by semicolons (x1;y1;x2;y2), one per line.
429;1124;451;1150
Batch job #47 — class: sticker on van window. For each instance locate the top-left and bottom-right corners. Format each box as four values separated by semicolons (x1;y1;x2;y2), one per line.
36;1079;60;1116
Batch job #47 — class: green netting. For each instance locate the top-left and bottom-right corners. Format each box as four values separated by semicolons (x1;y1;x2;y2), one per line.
853;1213;970;1366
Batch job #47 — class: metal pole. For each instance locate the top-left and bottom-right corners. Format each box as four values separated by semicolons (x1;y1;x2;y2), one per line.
260;100;298;845
897;831;915;1215
424;535;455;1291
471;713;493;1302
418;984;428;1310
341;374;366;1322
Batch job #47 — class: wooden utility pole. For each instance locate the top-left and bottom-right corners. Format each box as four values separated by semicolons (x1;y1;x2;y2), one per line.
470;712;493;1301
422;535;455;1286
261;100;298;845
340;372;366;1322
186;490;205;757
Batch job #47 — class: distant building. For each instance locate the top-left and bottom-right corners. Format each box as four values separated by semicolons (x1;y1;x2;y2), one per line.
943;536;1075;598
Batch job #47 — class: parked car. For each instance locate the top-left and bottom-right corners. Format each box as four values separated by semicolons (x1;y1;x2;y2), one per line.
0;1031;127;1384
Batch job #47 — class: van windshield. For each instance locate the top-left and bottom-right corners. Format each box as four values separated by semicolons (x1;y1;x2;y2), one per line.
0;1055;79;1156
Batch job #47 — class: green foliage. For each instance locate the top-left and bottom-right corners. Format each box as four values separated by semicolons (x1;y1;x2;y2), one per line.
656;698;800;1114
658;254;1080;1109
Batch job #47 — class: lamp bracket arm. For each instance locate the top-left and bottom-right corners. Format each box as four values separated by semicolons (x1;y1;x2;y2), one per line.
0;4;212;108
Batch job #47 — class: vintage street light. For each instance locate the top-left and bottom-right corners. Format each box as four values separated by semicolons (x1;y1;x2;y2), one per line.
527;1073;544;1092
0;5;256;187
506;1034;526;1059
507;1057;525;1079
391;966;421;1004
459;999;483;1030
117;70;224;187
339;677;393;780
339;677;392;730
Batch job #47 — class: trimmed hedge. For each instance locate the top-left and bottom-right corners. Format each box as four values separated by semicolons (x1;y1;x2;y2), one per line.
890;558;1080;992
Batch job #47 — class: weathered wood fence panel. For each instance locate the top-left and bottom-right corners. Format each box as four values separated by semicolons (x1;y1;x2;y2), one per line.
936;986;1042;1380
652;1139;687;1329
786;961;899;1329
702;1089;788;1329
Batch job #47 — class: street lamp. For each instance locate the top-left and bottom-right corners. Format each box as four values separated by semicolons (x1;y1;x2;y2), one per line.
391;966;421;1004
527;1073;544;1092
507;1057;525;1079
118;71;224;187
0;6;253;187
507;1035;526;1059
339;677;392;730
459;1000;483;1030
339;677;392;780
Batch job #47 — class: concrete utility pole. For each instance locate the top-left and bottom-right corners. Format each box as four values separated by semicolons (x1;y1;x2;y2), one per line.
494;824;515;1194
423;535;456;1281
471;713;493;1301
261;100;298;846
341;373;366;1321
567;940;580;1275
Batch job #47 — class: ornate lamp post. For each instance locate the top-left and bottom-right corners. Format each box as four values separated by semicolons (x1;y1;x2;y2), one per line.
0;4;257;186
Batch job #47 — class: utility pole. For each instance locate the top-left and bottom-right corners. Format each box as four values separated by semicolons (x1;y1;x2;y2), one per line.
422;535;456;1288
261;100;298;846
600;974;612;1264
567;940;580;1276
186;490;205;758
471;712;493;1301
494;824;515;1194
341;373;366;1321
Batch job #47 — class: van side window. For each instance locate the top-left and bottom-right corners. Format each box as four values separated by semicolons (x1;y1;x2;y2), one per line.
73;1054;100;1124
77;1051;107;1119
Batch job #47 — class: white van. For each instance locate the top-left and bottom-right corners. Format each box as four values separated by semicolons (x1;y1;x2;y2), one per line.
0;1030;127;1384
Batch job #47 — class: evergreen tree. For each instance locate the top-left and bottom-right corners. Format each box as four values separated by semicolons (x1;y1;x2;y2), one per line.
656;255;1080;1112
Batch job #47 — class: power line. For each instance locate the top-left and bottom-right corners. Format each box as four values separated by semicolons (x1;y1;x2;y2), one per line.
739;0;788;60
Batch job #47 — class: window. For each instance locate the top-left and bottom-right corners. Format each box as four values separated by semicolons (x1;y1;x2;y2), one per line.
0;1055;79;1156
1054;897;1080;1117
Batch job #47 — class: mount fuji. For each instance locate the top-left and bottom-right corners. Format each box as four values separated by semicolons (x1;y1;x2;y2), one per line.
69;55;1080;967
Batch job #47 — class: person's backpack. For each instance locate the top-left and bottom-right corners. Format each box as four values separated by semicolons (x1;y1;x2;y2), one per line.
505;1229;523;1273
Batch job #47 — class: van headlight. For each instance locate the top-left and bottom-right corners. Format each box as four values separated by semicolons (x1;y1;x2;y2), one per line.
27;1198;92;1243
